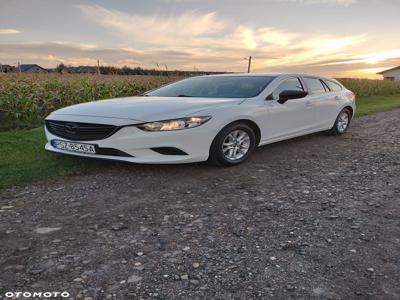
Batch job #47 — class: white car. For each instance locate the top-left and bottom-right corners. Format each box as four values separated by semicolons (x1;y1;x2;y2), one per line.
45;73;356;166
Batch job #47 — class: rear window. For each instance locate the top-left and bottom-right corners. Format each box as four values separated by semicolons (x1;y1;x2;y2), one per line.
325;80;343;92
303;77;327;94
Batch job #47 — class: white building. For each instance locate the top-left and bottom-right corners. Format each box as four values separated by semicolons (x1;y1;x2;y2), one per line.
378;66;400;81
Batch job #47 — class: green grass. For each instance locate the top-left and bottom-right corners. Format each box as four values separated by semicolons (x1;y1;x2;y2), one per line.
355;94;400;117
0;128;111;189
1;94;400;190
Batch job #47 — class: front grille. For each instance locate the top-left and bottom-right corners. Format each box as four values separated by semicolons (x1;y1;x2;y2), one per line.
46;120;119;141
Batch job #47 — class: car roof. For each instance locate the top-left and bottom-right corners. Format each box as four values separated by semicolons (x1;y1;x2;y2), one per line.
197;72;337;81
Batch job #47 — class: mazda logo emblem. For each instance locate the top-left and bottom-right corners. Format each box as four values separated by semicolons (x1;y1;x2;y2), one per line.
65;123;79;133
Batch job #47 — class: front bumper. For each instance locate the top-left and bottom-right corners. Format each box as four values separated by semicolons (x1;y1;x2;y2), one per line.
44;122;216;164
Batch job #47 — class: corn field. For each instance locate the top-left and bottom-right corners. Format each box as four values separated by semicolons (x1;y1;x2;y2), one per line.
338;78;400;98
0;74;179;131
1;73;400;131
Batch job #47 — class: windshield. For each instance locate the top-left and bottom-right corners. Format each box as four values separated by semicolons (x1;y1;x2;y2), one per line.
145;76;276;98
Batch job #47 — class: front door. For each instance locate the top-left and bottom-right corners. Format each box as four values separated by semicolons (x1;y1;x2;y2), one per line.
262;77;315;141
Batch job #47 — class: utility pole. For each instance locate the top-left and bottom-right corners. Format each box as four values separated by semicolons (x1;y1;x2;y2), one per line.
18;61;21;73
164;64;169;77
0;63;3;73
243;56;252;73
97;59;101;75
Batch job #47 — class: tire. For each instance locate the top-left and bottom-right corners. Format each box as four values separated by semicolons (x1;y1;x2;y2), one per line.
208;122;256;166
329;108;352;135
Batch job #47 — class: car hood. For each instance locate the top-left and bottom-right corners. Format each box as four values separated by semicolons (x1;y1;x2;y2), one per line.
48;96;244;123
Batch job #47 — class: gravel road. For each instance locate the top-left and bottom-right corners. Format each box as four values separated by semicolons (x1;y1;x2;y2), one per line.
1;110;400;300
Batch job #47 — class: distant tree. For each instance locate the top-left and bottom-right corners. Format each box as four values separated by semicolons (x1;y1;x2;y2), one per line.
99;66;119;75
56;63;224;77
56;63;66;73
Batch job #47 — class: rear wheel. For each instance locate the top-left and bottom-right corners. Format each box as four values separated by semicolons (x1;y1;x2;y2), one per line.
208;123;256;166
329;108;351;135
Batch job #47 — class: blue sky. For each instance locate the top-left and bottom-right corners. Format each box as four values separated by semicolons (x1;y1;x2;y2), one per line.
1;0;400;77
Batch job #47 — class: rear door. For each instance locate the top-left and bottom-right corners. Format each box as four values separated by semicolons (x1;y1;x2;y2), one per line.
301;77;337;129
322;79;346;127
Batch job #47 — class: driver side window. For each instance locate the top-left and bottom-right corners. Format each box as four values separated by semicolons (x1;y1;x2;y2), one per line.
272;78;304;100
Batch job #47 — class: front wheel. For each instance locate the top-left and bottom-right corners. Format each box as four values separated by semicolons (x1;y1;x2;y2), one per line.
208;123;256;166
329;108;352;135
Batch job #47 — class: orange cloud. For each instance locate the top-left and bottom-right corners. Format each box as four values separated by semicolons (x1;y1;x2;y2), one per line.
0;29;20;34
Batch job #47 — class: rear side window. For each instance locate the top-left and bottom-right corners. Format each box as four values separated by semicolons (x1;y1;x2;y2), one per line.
272;77;304;100
303;77;326;94
325;80;343;92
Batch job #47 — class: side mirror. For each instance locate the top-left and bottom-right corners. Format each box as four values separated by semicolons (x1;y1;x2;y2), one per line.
278;90;308;104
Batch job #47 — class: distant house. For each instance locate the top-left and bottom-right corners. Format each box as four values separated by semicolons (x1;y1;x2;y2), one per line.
0;64;15;73
19;64;48;73
377;66;400;81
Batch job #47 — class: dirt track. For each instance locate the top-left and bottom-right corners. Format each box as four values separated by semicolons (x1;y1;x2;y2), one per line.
1;110;400;299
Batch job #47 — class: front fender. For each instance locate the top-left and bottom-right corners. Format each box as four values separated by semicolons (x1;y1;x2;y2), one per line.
190;104;262;134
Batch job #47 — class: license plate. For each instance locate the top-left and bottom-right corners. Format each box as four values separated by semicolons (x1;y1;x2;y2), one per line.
52;140;96;154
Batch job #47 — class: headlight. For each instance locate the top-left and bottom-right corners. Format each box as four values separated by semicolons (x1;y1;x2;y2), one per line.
137;116;211;131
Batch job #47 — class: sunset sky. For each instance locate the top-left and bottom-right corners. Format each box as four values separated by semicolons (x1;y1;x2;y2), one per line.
1;0;399;78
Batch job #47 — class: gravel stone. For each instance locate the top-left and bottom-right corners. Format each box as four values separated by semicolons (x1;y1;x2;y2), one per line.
1;206;13;210
111;223;127;231
127;274;142;283
1;110;400;299
57;265;67;271
34;227;61;234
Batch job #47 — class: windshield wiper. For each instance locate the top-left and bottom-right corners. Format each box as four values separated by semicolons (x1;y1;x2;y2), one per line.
176;94;193;97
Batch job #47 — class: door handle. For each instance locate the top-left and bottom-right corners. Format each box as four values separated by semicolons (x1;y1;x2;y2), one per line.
334;96;340;100
305;101;313;107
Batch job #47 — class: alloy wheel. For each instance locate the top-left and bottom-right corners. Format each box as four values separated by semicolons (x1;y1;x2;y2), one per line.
337;111;349;133
222;130;251;161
